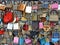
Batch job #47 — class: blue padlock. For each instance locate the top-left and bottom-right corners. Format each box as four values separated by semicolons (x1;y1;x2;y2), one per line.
41;3;48;8
46;15;49;21
40;37;46;45
0;18;2;24
45;42;50;45
52;31;59;43
19;37;24;45
51;38;59;43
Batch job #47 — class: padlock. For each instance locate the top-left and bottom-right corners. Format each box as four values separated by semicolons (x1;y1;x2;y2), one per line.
51;1;58;10
13;30;18;36
13;36;19;44
25;1;32;13
3;11;13;24
25;37;32;45
17;1;26;11
39;22;43;29
19;37;24;45
39;37;46;45
23;23;29;31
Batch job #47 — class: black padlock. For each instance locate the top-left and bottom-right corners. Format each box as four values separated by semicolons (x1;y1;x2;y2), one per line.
13;30;18;36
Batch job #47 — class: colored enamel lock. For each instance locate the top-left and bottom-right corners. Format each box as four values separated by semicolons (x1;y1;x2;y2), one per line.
39;22;43;29
32;5;38;10
0;18;2;23
0;30;4;35
13;36;19;44
3;11;13;24
51;2;58;10
51;30;60;43
39;37;46;45
19;37;24;45
45;42;50;45
25;37;32;45
46;15;49;21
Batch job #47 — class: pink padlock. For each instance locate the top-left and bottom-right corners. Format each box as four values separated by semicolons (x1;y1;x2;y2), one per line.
13;36;19;44
39;22;43;29
32;5;38;10
51;3;58;10
25;38;32;44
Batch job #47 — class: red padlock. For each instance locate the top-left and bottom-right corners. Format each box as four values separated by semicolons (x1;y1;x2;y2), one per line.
3;11;13;24
23;23;29;31
50;22;54;27
0;30;4;35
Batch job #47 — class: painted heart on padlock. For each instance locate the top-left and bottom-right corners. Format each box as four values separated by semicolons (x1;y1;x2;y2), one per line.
3;11;13;24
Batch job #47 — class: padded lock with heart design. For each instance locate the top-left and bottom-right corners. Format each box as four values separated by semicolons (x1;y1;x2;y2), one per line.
3;11;13;24
43;25;50;32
